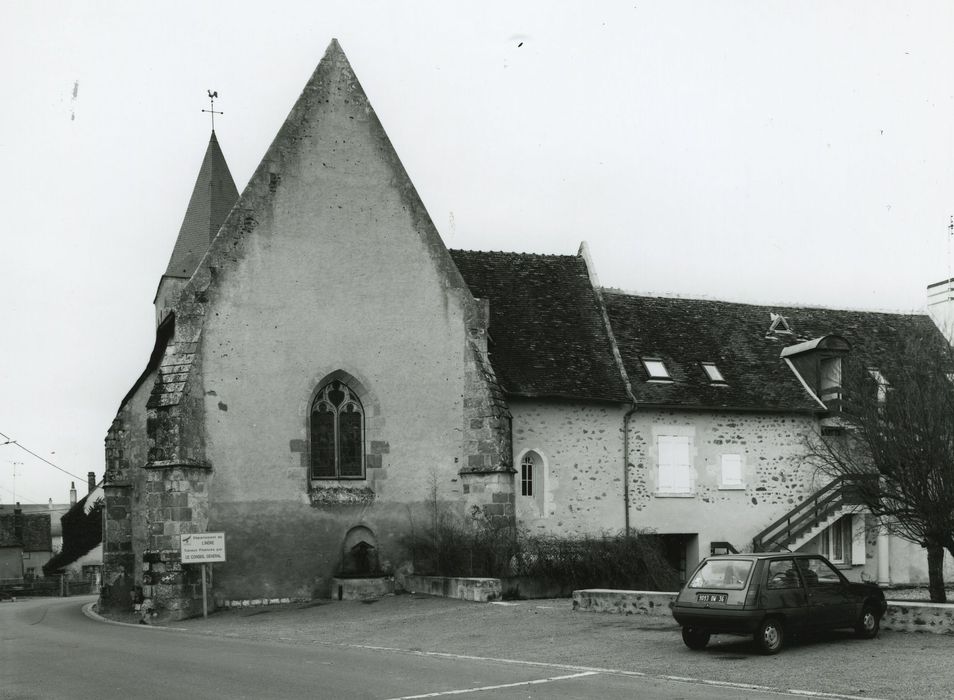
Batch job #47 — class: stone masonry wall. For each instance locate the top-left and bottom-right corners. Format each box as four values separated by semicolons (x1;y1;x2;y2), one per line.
628;409;820;563
510;399;629;537
100;376;153;613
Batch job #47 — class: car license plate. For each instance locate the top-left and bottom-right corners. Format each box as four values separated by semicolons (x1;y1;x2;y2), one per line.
696;593;727;603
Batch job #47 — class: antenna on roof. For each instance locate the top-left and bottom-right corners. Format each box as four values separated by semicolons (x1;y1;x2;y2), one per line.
202;90;223;132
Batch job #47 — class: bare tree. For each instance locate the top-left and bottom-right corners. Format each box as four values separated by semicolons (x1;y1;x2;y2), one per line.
808;330;954;602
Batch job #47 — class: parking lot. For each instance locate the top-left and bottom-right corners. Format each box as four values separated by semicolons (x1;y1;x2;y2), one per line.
157;594;954;699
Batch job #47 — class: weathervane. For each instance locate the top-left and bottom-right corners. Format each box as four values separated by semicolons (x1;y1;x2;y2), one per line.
202;90;223;131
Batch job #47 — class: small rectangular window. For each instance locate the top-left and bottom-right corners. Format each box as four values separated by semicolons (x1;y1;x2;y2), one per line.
701;362;726;383
643;358;671;380
720;454;744;488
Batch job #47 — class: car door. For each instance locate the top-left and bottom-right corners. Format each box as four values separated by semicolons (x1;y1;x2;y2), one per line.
762;558;809;632
796;556;853;629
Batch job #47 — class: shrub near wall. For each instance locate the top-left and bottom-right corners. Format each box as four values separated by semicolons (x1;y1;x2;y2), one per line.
404;504;679;596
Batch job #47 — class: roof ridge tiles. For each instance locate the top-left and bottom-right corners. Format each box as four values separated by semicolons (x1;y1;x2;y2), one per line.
600;287;925;317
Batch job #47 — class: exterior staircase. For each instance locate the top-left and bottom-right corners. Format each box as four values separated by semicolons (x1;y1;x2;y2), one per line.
752;477;868;552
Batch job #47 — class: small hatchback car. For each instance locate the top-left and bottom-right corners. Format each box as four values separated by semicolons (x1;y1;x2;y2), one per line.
671;552;887;654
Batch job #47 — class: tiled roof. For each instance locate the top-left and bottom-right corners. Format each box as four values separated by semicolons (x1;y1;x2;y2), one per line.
6;503;70;538
604;292;941;411
450;250;630;402
163;131;239;279
0;511;52;551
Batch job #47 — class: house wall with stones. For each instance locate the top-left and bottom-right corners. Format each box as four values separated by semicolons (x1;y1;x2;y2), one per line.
101;376;152;611
510;399;629;536
626;408;820;564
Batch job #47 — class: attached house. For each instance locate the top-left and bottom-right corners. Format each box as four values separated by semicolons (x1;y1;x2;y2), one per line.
100;39;952;620
0;505;53;580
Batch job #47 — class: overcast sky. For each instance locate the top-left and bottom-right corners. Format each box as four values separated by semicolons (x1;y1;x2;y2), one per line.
2;1;953;505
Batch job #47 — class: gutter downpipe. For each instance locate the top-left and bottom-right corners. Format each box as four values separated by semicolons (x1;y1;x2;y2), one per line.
623;403;637;538
576;242;638;539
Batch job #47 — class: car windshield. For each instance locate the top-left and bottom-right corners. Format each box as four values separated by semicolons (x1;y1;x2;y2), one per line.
688;559;753;590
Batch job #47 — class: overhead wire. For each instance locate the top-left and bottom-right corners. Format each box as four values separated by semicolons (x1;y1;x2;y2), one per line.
0;430;87;481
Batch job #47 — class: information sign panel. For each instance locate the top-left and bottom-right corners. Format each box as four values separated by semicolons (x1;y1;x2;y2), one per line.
180;532;226;563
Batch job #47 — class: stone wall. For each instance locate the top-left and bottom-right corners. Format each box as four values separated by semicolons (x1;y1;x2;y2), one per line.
403;575;501;602
572;588;676;617
510;399;629;536
627;409;819;562
573;588;954;635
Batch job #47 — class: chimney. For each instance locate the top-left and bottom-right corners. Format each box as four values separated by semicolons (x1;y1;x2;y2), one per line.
48;498;53;510
88;471;95;493
927;279;954;345
69;482;76;505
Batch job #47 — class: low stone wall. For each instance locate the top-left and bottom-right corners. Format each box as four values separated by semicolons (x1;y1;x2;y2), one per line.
402;575;501;602
572;589;676;617
882;601;954;634
572;589;954;635
331;576;395;601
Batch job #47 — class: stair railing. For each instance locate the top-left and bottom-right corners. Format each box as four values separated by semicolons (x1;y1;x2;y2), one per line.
752;477;847;552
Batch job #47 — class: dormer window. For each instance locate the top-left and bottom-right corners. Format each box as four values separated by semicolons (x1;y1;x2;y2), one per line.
819;356;842;405
779;335;851;411
701;362;726;384
643;358;671;381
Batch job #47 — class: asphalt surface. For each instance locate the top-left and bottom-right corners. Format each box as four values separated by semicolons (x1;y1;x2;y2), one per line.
5;593;953;699
0;595;823;699
151;593;953;699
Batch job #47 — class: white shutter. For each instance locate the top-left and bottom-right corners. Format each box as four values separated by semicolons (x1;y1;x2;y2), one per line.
720;454;743;487
658;435;692;494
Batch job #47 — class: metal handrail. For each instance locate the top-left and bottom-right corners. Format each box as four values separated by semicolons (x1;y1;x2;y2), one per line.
752;477;846;552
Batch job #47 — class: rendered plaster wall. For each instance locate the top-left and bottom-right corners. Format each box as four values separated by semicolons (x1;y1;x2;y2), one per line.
178;48;487;600
510;399;629;536
206;500;442;600
886;536;954;586
627;409;819;565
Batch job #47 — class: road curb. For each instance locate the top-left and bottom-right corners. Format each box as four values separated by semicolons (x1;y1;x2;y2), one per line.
81;602;186;631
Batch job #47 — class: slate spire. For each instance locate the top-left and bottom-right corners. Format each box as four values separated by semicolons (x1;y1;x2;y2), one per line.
154;130;239;326
163;130;239;279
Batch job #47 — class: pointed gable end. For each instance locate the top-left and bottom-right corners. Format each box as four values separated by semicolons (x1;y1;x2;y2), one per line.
177;38;468;314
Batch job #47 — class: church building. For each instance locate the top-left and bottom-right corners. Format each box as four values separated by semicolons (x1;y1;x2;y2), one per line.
101;40;953;620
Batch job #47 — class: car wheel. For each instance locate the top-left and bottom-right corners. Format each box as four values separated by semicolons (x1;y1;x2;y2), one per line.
855;604;880;639
682;626;710;650
755;617;784;655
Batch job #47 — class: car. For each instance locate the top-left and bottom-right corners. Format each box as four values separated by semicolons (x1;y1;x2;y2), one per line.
670;552;887;655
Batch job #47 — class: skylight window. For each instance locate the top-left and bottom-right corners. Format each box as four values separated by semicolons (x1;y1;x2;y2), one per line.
701;362;726;383
643;358;671;380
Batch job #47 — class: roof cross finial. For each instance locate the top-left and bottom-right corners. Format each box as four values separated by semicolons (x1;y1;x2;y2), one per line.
202;90;223;132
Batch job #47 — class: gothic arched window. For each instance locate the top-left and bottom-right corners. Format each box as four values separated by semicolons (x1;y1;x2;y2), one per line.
311;380;365;479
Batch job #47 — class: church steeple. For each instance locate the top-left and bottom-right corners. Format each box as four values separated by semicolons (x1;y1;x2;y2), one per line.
154;130;239;326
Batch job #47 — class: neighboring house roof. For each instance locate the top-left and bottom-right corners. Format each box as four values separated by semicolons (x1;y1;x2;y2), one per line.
162;131;239;279
603;293;941;412
43;486;104;574
450;250;630;403
0;511;52;551
3;502;70;539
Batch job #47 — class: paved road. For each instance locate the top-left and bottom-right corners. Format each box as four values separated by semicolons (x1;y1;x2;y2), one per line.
0;595;877;700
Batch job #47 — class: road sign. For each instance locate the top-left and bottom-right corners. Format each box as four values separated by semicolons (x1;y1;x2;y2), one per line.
180;532;226;563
